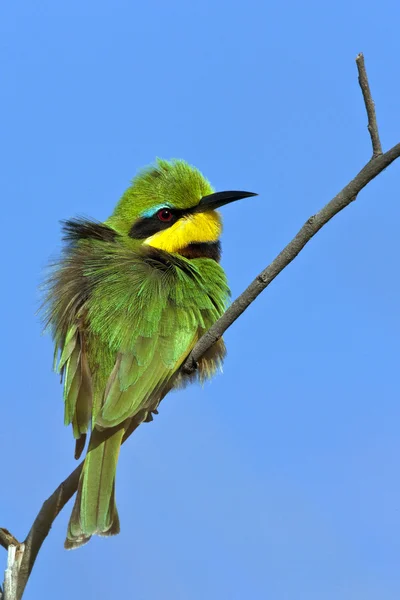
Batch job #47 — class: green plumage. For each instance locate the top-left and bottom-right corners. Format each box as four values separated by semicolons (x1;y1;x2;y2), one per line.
43;159;234;549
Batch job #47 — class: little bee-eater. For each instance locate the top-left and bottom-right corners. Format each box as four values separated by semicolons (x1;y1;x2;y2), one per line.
44;159;256;549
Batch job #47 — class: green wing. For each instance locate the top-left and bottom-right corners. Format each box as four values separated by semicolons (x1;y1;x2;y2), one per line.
43;256;93;458
58;324;92;447
84;244;227;428
43;220;229;449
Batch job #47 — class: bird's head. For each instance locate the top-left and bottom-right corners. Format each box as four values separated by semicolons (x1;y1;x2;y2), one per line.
106;159;256;255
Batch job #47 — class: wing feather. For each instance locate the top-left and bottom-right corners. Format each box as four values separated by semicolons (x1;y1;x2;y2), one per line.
43;219;229;448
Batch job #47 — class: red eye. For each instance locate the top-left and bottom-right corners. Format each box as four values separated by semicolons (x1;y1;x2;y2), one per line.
157;208;173;222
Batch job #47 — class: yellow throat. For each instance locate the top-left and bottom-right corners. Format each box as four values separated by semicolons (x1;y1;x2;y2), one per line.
144;211;222;253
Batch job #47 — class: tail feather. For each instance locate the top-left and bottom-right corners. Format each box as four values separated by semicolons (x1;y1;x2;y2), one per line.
99;480;120;537
65;426;125;549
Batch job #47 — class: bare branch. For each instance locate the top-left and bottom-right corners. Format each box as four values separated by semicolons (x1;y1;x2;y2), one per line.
9;414;143;600
3;545;25;600
2;53;400;599
9;463;82;600
183;142;400;371
356;53;382;156
0;532;20;553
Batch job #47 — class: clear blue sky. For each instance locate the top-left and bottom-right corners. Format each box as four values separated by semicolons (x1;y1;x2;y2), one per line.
2;1;400;598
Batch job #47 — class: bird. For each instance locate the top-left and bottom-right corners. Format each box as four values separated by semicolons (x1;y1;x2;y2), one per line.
43;158;256;549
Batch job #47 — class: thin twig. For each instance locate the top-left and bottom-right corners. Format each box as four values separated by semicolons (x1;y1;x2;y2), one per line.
356;53;382;157
2;53;400;600
182;142;400;371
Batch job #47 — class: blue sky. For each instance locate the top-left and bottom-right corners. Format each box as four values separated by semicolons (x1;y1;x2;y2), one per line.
2;0;400;598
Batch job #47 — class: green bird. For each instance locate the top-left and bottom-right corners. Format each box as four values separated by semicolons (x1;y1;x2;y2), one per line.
43;158;256;549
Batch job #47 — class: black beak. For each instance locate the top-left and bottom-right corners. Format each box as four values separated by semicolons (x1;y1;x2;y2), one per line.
193;190;258;213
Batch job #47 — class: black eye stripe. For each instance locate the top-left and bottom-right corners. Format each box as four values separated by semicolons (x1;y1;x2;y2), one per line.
129;208;186;239
129;203;206;239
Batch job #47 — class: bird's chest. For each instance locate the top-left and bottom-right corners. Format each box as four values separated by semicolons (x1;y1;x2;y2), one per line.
86;259;226;353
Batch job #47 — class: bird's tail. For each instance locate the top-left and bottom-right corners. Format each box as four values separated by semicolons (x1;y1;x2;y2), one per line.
65;425;125;550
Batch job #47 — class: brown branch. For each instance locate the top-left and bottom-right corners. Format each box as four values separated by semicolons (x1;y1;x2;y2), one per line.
13;463;83;600
2;53;400;599
5;414;143;600
0;532;20;552
356;53;383;157
182;142;400;372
